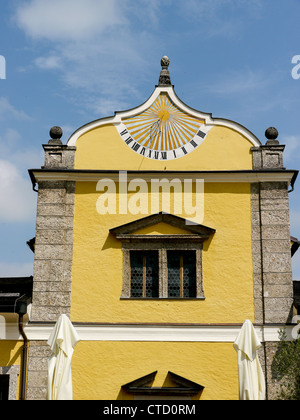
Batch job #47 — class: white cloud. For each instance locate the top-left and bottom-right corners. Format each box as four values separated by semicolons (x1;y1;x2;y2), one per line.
0;100;42;224
0;97;32;120
15;0;127;41
0;128;21;154
175;0;263;37
35;55;61;70
123;0;163;27
0;126;42;223
14;0;263;118
0;160;36;222
0;127;43;169
14;0;160;116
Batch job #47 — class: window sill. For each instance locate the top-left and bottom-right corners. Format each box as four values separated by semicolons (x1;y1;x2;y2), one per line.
120;297;206;301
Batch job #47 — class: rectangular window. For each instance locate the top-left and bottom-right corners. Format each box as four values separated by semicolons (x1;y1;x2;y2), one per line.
0;375;9;401
123;245;203;300
130;251;159;298
167;251;196;298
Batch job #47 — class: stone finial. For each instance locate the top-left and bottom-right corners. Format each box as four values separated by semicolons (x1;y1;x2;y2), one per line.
49;126;63;145
43;125;75;169
265;127;279;145
161;56;170;68
158;56;171;86
252;126;285;169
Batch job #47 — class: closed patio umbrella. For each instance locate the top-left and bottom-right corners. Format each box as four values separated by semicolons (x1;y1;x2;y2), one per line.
233;320;266;400
47;314;80;400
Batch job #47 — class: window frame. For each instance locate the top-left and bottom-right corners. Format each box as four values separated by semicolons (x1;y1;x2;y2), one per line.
167;250;197;299
130;250;159;298
110;213;215;301
122;241;204;300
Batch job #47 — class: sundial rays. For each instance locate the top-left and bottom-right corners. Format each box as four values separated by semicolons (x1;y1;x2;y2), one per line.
123;93;205;152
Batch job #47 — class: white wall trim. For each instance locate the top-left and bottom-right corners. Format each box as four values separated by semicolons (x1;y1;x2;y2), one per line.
67;86;261;148
1;323;294;343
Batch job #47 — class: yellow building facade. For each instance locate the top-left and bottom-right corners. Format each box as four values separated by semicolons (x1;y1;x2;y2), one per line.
0;57;298;400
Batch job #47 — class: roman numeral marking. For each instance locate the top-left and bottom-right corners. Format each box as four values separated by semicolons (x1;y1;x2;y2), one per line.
197;130;206;139
190;140;198;148
132;142;140;152
120;128;129;136
125;137;134;145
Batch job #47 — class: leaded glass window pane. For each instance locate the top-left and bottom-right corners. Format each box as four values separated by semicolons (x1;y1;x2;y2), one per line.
182;251;196;298
130;251;143;297
167;251;181;298
130;251;159;298
145;251;159;297
167;251;196;298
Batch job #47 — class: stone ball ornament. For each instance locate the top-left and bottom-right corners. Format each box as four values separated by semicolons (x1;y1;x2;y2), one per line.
265;127;278;140
161;56;170;69
265;127;279;145
48;126;63;145
50;126;63;139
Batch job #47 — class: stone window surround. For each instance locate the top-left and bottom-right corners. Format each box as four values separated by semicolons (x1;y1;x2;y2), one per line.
121;240;204;300
0;365;19;400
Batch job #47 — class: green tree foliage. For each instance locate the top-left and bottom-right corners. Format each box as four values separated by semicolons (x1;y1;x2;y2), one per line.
272;329;300;400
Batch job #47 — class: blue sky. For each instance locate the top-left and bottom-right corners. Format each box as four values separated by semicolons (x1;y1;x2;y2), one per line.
0;0;300;278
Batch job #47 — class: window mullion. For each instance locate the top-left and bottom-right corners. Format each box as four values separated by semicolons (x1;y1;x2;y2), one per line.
180;254;184;298
160;248;168;298
143;254;147;298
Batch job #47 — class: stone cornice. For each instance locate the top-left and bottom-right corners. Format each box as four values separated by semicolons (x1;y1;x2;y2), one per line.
28;169;298;187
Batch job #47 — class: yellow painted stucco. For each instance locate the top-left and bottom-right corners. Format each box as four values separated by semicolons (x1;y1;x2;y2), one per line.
74;125;253;171
133;222;194;235
72;341;239;400
0;340;22;366
68;120;255;400
70;180;254;324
